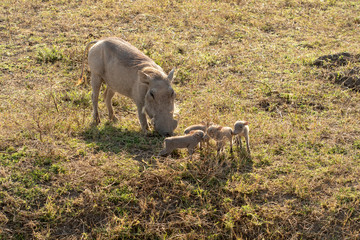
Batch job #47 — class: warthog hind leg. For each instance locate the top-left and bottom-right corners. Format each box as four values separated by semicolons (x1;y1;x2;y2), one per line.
91;73;102;125
104;87;118;122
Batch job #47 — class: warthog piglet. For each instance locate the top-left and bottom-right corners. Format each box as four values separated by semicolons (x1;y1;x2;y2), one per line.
233;121;250;154
184;122;212;149
184;121;213;134
207;125;234;155
160;130;205;159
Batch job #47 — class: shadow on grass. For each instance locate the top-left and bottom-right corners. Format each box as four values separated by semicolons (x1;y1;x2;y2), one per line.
204;145;253;173
79;123;164;162
75;124;259;239
79;123;253;174
235;147;254;173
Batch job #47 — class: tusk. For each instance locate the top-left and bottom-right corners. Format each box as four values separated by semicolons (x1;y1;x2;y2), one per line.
173;103;180;115
150;118;155;126
173;103;180;122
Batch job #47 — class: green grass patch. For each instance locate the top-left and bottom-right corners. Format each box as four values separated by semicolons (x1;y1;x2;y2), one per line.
36;45;64;63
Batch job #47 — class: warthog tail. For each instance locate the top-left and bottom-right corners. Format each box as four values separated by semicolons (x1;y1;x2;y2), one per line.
77;40;98;86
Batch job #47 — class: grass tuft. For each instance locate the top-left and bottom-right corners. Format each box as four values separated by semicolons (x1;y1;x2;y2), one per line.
36;45;64;63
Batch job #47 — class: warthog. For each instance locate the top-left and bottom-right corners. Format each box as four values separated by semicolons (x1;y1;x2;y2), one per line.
160;130;205;159
183;121;213;134
80;37;178;136
184;122;212;149
207;121;251;156
207;125;234;155
233;121;250;154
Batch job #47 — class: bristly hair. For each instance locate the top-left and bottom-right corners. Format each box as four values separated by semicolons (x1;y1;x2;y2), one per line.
104;38;158;70
141;67;167;79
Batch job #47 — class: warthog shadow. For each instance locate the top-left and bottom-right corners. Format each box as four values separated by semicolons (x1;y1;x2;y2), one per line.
79;123;254;174
79;123;164;163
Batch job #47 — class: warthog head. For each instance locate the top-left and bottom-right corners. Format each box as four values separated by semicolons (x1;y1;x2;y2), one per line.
140;67;178;136
233;121;248;135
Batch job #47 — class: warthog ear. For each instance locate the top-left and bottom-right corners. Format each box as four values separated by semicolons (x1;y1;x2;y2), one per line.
167;68;175;82
139;70;150;85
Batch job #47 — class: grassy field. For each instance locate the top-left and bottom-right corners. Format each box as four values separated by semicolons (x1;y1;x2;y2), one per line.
1;0;360;239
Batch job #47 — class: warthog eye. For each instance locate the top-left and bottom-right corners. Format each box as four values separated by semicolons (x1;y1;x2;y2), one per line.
150;89;155;99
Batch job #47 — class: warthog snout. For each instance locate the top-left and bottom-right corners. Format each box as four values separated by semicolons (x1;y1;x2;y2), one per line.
153;117;178;136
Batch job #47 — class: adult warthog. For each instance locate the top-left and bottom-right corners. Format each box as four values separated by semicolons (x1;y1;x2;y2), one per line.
80;37;178;136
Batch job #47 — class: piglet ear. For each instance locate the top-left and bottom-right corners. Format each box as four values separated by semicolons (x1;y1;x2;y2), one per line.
167;68;175;82
244;121;249;125
139;70;150;85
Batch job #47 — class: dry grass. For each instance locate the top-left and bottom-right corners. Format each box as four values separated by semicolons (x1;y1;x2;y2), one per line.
1;0;360;239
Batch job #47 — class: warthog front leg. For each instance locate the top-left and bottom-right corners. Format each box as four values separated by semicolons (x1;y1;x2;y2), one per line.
188;147;194;160
136;104;149;134
160;141;172;157
229;136;233;153
160;148;170;157
91;73;102;125
104;87;118;122
216;141;224;157
245;134;251;154
238;136;243;149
